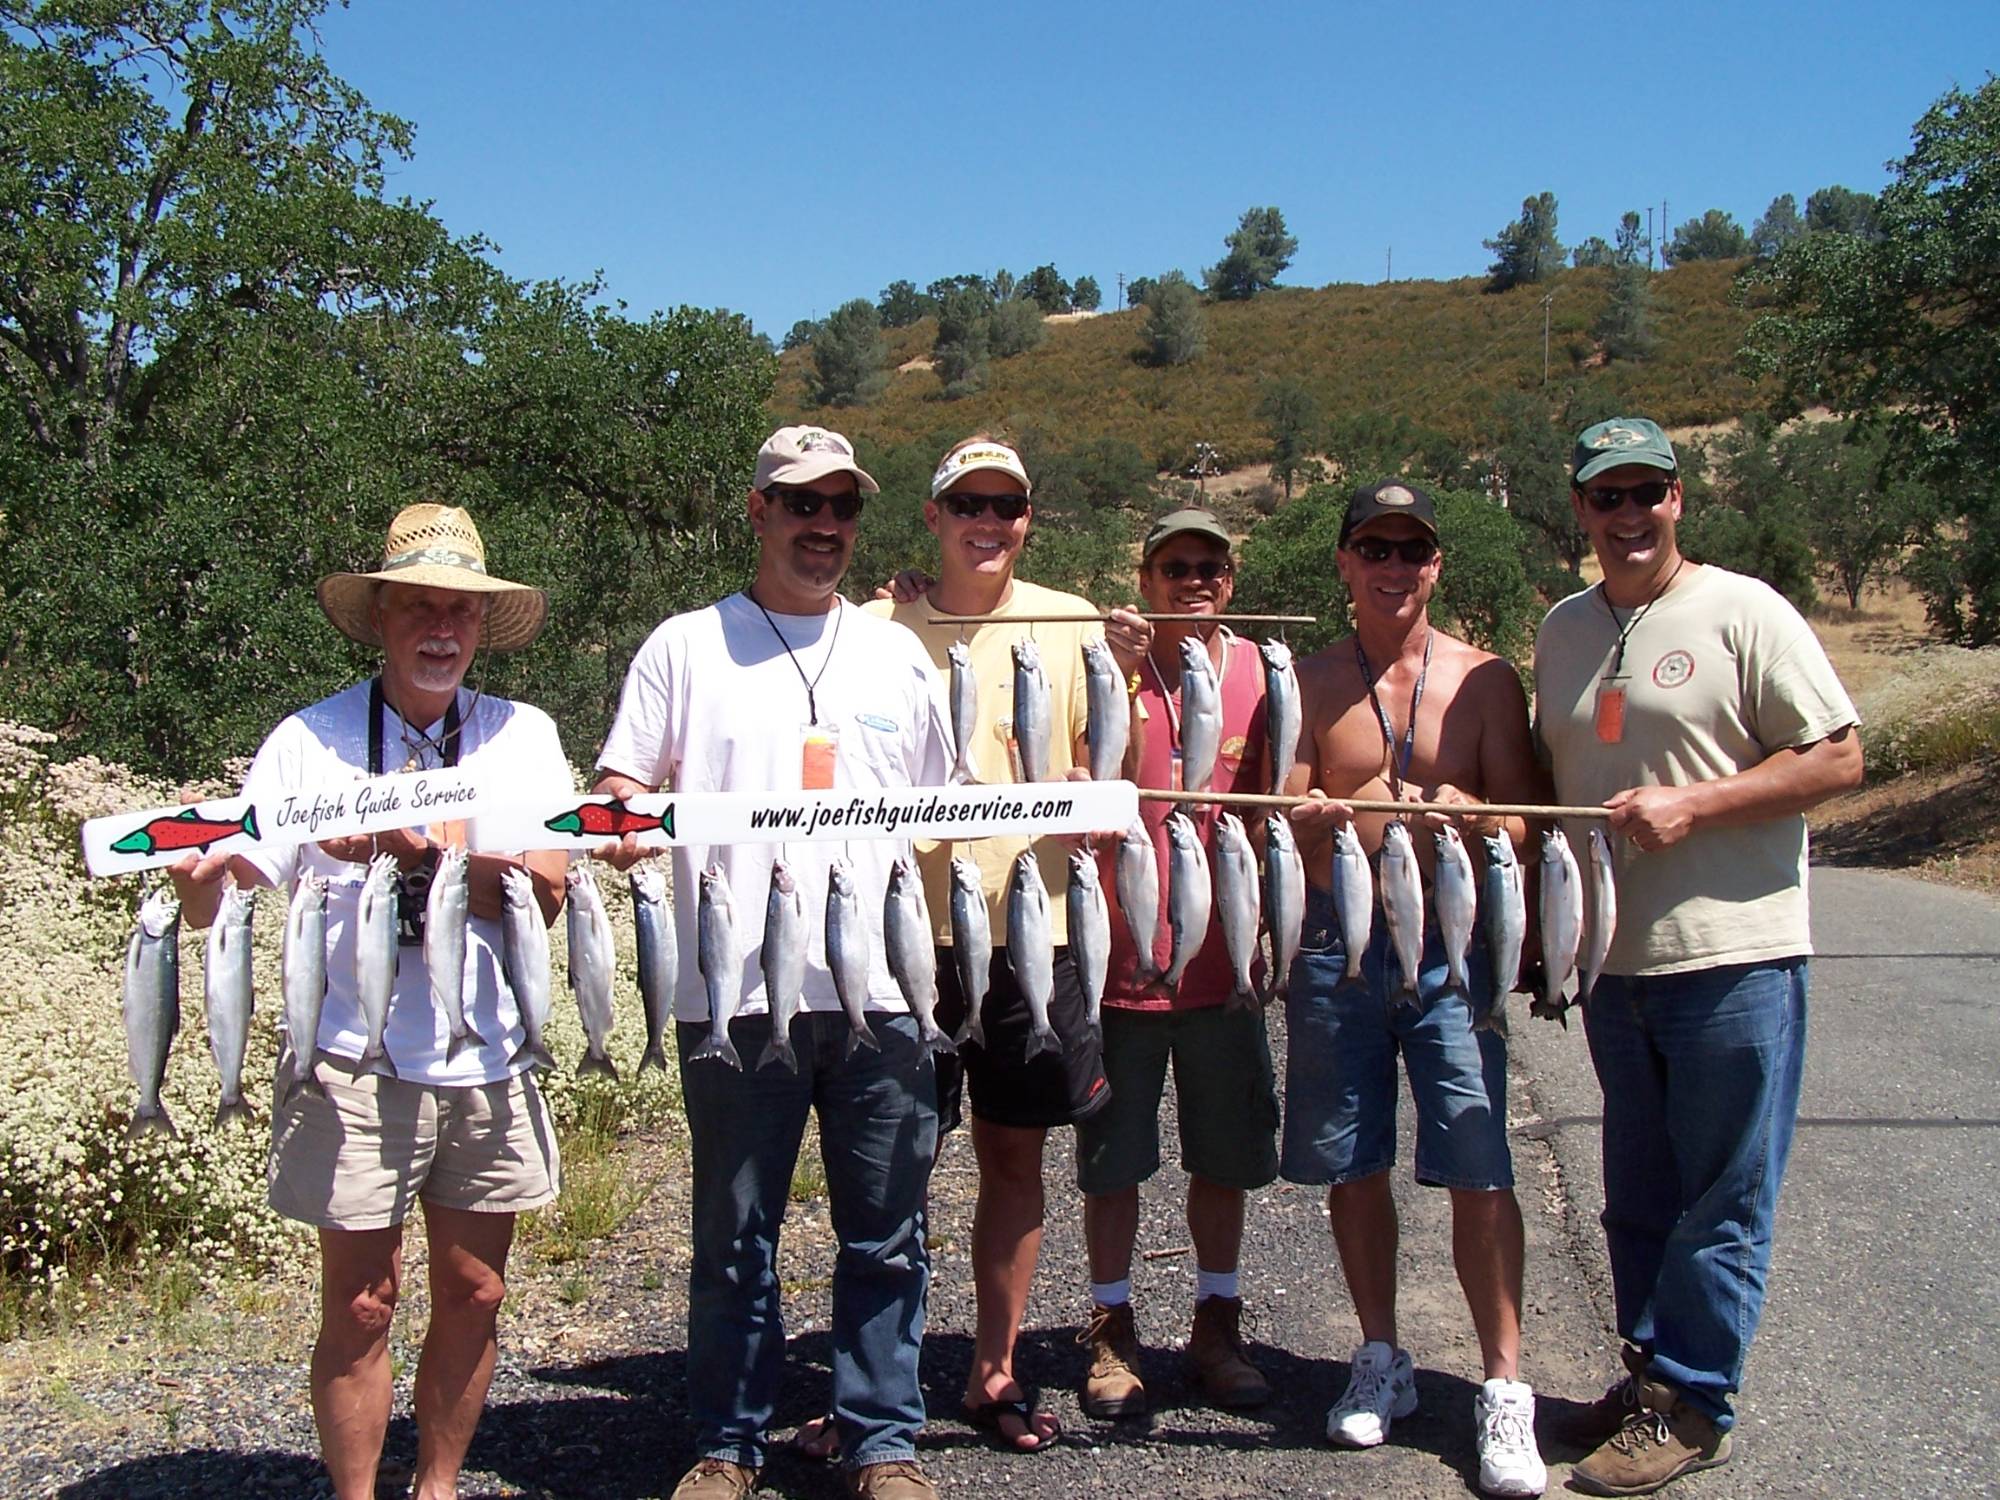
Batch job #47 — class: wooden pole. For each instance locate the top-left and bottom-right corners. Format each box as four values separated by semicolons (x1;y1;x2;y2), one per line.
925;612;1317;626
1140;788;1613;820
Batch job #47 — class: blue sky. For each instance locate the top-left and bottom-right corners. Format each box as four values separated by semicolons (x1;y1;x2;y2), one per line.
317;1;1998;339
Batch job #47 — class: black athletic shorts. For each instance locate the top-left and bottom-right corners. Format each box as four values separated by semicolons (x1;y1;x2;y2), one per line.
933;942;1111;1133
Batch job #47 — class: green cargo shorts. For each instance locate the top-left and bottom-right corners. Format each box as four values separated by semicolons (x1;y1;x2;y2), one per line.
1074;1003;1280;1196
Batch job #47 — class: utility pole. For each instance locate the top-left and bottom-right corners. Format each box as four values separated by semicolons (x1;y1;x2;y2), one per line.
1192;440;1219;494
1386;246;1392;282
1646;207;1654;270
1541;293;1553;385
1661;200;1669;263
1117;272;1126;311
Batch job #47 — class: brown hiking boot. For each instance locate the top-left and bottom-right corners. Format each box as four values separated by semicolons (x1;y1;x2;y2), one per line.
844;1459;940;1499
1563;1344;1649;1448
1572;1379;1732;1496
1078;1301;1148;1418
670;1458;758;1499
1185;1295;1269;1408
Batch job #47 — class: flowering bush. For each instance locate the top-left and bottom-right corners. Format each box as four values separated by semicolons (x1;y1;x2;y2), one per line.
0;722;679;1325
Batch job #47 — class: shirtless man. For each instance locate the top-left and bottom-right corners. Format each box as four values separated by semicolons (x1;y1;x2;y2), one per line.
1282;481;1549;1497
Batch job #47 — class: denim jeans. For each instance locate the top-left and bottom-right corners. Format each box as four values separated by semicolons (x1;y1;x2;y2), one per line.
678;1011;938;1471
1583;960;1808;1430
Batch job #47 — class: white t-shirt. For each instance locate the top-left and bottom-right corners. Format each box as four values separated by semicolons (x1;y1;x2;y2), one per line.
597;592;954;1023
239;681;574;1084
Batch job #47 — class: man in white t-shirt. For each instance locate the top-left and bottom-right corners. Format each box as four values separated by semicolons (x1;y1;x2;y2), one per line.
594;425;954;1500
1535;418;1862;1496
169;503;572;1500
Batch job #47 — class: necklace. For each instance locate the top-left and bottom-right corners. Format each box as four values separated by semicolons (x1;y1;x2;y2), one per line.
752;593;844;725
1354;629;1433;799
1599;556;1687;676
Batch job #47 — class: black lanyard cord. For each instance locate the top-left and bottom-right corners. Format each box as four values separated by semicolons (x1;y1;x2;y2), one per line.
1355;630;1433;800
752;593;844;726
1599;556;1687;677
368;677;464;776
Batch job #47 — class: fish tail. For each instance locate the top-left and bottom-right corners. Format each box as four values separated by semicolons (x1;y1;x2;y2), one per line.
1023;1024;1060;1061
363;1048;400;1081
445;1024;488;1063
507;1039;557;1073
689;1035;743;1072
212;1096;255;1130
921;1025;957;1060
128;1106;176;1141
576;1047;621;1080
639;1039;671;1075
845;1022;882;1060
756;1035;800;1074
240;805;259;840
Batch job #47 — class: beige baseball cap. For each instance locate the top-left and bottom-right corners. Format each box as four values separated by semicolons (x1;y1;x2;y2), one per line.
753;425;879;494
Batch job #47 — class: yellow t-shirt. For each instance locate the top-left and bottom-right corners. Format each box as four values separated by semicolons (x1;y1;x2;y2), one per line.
1534;565;1859;976
863;579;1100;945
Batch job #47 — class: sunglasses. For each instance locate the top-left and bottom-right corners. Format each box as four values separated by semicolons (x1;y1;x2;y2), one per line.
1579;478;1675;513
941;493;1031;522
766;486;865;522
1155;558;1233;582
1350;536;1439;565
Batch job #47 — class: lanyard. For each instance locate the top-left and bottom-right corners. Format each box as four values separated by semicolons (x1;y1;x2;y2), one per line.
368;677;463;776
752;593;844;725
1598;556;1686;676
1354;631;1432;797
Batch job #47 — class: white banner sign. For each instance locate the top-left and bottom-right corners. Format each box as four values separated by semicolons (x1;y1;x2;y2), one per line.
81;766;490;877
471;781;1142;852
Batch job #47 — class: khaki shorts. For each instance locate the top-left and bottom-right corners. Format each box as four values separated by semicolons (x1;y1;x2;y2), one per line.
268;1052;561;1231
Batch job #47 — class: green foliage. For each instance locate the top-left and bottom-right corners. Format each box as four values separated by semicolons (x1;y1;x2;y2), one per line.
1476;389;1617;586
1232;482;1352;654
1596;264;1658;362
989;297;1046;358
991;268;1016;303
1615;211;1649;267
877;279;933;328
1778;420;1941;608
1018;264;1072;314
1125;275;1157;309
1751;194;1804;259
782;318;821;351
1745;80;2000;638
933;283;995;397
1804;184;1881;238
1665;209;1750;264
1572;237;1614;269
1142;272;1205;365
1205;206;1297;300
1257;378;1321;498
1073;275;1102;312
1678;421;1818;610
1485;192;1563;291
813;298;888;406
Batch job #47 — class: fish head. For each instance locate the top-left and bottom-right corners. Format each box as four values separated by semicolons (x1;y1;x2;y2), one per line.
1259;638;1294;672
1011;638;1042;671
828;857;855;895
1482;829;1517;866
768;858;795;896
887;856;913;893
365;851;401;890
1382;820;1414;855
564;862;593;895
1589;827;1614;861
500;864;534;909
1178;636;1209;675
1434;824;1464;856
1066;848;1099;885
1166;811;1198;849
630;865;665;903
136;887;180;937
948;640;971;668
1541;825;1569;858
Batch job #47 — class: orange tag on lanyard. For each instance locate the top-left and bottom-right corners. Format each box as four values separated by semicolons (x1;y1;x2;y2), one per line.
800;722;839;790
1594;682;1627;744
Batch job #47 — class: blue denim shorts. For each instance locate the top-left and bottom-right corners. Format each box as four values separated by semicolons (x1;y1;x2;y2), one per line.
1280;886;1514;1191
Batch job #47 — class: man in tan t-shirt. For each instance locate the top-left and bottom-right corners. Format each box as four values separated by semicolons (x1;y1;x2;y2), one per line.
1535;417;1862;1497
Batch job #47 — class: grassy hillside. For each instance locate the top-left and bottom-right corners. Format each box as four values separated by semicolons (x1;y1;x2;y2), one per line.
773;260;1756;469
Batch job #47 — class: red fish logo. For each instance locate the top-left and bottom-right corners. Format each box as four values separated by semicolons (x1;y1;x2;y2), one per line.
110;805;260;856
543;799;674;839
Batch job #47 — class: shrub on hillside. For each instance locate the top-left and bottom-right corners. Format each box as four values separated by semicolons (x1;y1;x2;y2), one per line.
1142;273;1205;366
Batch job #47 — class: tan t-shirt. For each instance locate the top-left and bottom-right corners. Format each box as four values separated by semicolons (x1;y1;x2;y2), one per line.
1534;565;1859;976
863;579;1099;945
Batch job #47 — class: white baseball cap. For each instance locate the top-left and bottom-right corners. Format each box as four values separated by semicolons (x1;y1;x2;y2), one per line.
930;439;1032;500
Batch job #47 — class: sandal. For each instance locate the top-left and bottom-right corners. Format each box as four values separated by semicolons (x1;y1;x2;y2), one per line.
789;1412;840;1463
961;1392;1060;1453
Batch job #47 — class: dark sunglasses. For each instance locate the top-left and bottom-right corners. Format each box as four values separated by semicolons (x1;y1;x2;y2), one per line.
941;493;1031;522
1579;478;1674;513
766;486;865;522
1350;536;1438;565
1155;558;1233;582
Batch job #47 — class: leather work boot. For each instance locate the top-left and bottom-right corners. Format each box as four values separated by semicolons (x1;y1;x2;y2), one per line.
1185;1295;1269;1408
1572;1379;1732;1496
1078;1301;1148;1418
1564;1344;1650;1448
844;1459;940;1499
670;1458;758;1499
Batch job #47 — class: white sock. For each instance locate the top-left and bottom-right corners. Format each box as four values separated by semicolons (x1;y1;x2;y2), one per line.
1091;1278;1131;1308
1194;1267;1239;1303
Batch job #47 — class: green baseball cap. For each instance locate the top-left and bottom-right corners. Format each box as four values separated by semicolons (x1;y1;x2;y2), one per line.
1572;417;1678;484
1143;507;1233;561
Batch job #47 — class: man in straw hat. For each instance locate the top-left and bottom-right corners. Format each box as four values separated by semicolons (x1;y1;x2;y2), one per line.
593;426;955;1500
170;501;573;1500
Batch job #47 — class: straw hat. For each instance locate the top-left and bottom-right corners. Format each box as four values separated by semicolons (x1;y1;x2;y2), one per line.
316;504;548;652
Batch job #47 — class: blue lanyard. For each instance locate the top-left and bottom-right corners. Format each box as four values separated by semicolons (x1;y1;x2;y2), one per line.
1354;631;1432;797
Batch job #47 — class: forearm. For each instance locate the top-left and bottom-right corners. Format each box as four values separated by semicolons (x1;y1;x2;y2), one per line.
1683;729;1863;831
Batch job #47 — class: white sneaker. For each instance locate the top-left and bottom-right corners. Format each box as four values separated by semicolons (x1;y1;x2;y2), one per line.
1325;1340;1418;1447
1475;1378;1548;1497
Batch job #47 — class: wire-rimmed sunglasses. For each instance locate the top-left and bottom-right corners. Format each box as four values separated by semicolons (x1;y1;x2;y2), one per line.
940;493;1031;521
1350;536;1438;565
1155;558;1234;582
1578;478;1675;513
765;486;865;522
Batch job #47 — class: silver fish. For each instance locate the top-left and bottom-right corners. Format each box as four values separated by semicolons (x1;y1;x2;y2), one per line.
123;888;181;1138
758;859;806;1073
1006;850;1061;1059
1115;820;1164;985
424;845;480;1061
1432;825;1478;997
1378;821;1425;1006
1535;826;1585;1025
1213;813;1262;1008
1012;637;1052;783
630;865;677;1074
1262;813;1306;1004
566;862;620;1078
1332;821;1373;985
354;853;401;1078
500;865;555;1071
280;872;329;1103
1081;638;1130;783
948;856;994;1048
1479;830;1526;1034
1066;850;1112;1037
1178;637;1223;797
1163;810;1213;989
1582;827;1619;1006
204;881;257;1129
1259;639;1302;798
885;856;954;1059
826;856;880;1057
693;864;744;1070
947;640;980;785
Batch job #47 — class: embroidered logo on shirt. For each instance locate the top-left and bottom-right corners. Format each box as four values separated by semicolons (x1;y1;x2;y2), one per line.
855;712;898;734
1652;650;1696;689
